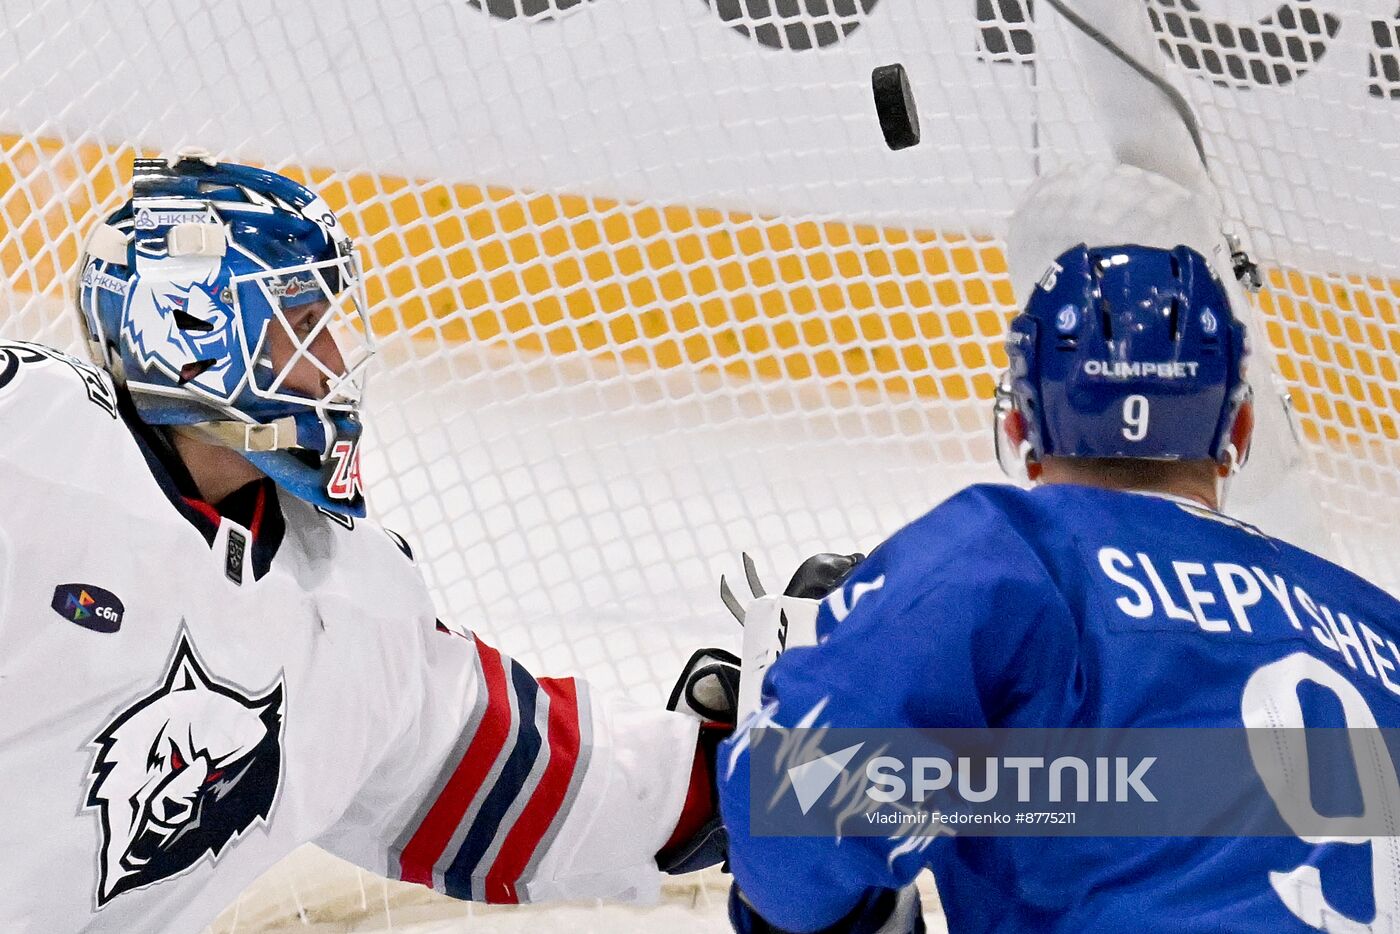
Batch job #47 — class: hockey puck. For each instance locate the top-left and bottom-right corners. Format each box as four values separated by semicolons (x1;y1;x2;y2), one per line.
872;63;920;151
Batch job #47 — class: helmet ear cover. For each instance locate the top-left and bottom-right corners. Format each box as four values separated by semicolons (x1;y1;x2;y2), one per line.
993;369;1042;482
1216;389;1255;478
997;243;1251;481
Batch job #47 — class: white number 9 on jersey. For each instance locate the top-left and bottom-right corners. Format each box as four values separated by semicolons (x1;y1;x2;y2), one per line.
1122;395;1150;441
1243;653;1400;930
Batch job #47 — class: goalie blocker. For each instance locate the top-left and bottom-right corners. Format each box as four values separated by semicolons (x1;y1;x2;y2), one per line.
724;552;926;933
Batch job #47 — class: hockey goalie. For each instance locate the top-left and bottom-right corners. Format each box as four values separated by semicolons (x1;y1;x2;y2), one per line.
0;152;733;933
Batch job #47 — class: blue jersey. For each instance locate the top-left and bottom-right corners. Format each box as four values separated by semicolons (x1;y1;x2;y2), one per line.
718;483;1400;933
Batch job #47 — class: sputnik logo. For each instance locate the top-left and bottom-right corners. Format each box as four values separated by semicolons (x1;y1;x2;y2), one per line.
787;743;865;815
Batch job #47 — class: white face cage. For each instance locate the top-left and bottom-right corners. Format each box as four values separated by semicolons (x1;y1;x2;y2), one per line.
233;253;375;418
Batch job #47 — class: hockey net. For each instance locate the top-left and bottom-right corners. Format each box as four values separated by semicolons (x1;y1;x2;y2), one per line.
2;1;1398;930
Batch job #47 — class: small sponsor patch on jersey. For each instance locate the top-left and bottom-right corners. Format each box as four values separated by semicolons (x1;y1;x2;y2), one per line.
225;527;247;585
51;583;125;633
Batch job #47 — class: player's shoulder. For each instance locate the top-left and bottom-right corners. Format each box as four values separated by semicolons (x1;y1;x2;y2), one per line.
0;341;128;481
883;483;1045;562
356;518;422;573
287;495;429;593
1264;519;1400;615
856;483;1062;607
814;485;1077;667
0;339;121;423
294;498;420;564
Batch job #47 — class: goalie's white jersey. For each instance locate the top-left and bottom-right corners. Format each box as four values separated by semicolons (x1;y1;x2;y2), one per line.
0;341;698;934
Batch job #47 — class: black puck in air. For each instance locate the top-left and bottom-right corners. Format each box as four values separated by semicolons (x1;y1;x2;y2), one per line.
872;63;920;151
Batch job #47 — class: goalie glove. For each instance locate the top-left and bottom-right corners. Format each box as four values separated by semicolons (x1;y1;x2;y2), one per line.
729;552;865;721
667;646;741;723
656;647;740;875
657;552;863;875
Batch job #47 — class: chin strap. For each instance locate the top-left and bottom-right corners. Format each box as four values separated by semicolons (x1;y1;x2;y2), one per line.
171;417;301;453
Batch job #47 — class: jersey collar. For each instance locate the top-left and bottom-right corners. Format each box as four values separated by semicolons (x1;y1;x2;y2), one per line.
118;388;286;581
1125;488;1269;538
1126;489;1219;512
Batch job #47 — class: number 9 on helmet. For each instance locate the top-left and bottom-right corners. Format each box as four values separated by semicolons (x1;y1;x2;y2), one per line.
75;151;375;517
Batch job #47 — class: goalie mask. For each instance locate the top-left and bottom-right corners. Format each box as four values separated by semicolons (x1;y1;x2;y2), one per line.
76;151;374;516
994;243;1253;483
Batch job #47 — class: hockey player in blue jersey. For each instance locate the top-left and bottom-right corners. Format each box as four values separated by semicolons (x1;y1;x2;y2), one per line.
717;240;1400;932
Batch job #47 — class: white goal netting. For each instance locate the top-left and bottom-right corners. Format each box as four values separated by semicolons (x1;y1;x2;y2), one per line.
2;1;1398;930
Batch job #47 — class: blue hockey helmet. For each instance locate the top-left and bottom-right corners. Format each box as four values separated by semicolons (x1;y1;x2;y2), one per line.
75;150;374;516
994;243;1253;482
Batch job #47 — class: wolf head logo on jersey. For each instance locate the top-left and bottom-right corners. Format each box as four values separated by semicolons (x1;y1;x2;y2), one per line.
85;629;284;907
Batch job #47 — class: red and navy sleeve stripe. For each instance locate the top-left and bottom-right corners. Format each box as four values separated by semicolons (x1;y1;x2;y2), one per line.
393;636;591;904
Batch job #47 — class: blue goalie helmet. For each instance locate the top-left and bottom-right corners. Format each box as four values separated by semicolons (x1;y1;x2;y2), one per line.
75;150;374;517
994;243;1254;482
